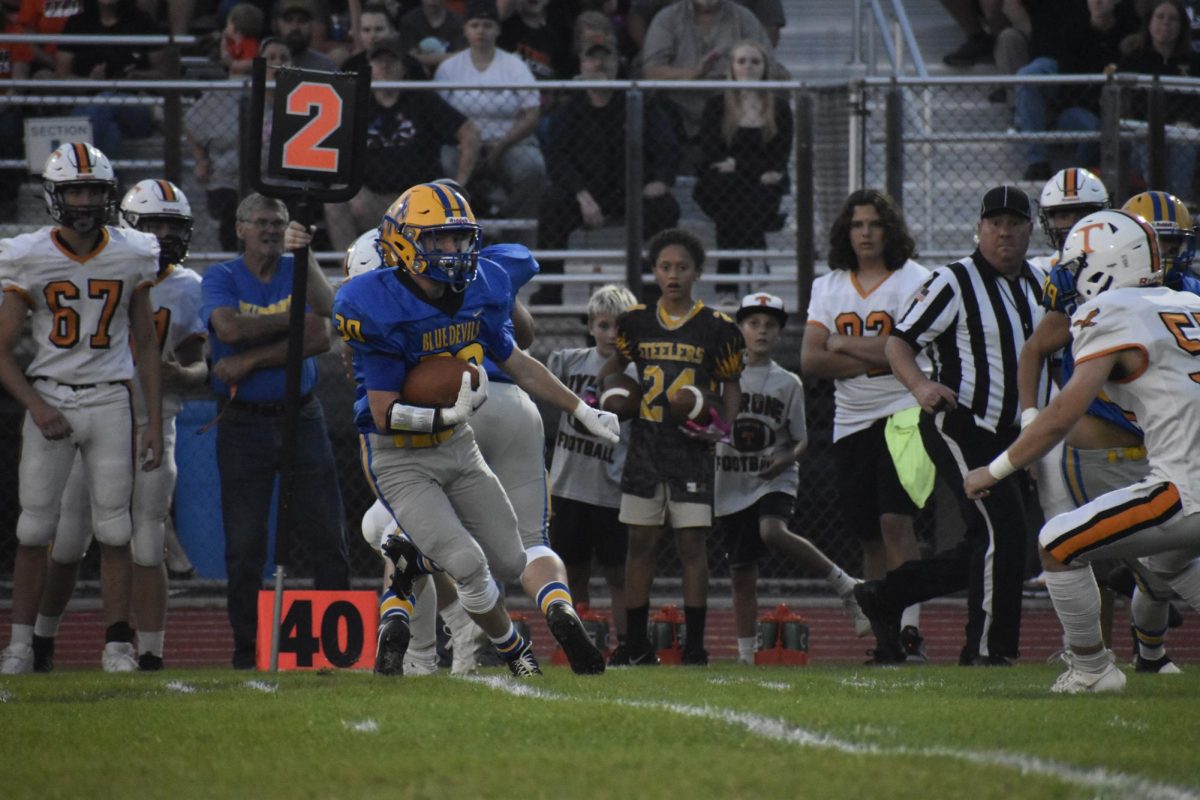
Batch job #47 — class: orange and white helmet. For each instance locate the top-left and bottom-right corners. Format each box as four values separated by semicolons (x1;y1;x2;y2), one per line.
1060;209;1162;301
42;142;117;233
120;179;193;266
343;229;383;279
1038;168;1109;252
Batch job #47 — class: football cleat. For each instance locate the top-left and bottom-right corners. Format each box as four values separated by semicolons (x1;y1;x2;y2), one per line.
32;634;55;673
138;653;165;672
0;642;33;674
607;643;631;667
900;626;928;662
854;581;905;664
102;642;139;673
624;639;660;667
547;604;605;675
374;616;411;676
840;581;872;637
448;618;487;676
402;644;439;676
505;640;543;678
381;534;421;599
1135;653;1182;674
1050;650;1126;694
681;647;709;667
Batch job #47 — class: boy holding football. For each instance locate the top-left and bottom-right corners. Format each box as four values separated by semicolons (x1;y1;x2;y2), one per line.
598;229;744;666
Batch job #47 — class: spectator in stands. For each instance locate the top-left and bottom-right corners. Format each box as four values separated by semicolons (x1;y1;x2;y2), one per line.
57;0;168;159
272;0;335;70
342;3;401;75
400;0;466;78
201;192;351;670
17;0;80;78
530;31;680;306
1119;0;1200;199
0;2;31;220
325;37;480;250
640;0;778;161
628;0;784;50
574;9;628;77
185;37;292;252
435;0;545;239
498;0;575;80
220;3;263;76
940;0;1007;67
1014;0;1138;181
692;39;790;300
139;0;195;36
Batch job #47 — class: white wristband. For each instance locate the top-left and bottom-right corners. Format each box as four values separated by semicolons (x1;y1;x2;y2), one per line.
1020;408;1038;429
388;401;436;433
987;450;1017;481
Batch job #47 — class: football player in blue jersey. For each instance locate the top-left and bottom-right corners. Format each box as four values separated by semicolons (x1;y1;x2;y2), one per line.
1015;189;1195;674
333;182;619;677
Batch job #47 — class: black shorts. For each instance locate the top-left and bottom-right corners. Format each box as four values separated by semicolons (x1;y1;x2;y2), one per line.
718;492;793;568
549;496;628;568
831;417;917;542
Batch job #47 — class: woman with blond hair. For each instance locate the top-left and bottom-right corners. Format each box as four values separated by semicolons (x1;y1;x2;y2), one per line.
693;39;792;299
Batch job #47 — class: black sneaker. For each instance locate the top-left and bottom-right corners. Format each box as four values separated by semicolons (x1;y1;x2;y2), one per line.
374;616;411;676
505;640;543;677
900;626;927;662
681;647;709;667
32;634;54;673
138;653;165;671
943;33;994;67
547;604;605;675
625;639;660;666
1135;653;1182;674
854;582;905;663
608;643;631;666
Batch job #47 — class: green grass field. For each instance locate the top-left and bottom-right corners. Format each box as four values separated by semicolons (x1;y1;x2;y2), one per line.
3;664;1199;800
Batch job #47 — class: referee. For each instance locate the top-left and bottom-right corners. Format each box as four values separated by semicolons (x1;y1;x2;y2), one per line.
856;185;1047;665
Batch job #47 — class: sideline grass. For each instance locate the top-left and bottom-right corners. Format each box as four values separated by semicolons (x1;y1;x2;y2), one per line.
2;664;1199;799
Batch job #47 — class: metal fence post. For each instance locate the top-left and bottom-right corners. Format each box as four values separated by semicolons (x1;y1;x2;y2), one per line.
795;87;815;326
624;86;645;300
161;43;182;185
1148;76;1166;192
885;80;904;205
1100;77;1124;204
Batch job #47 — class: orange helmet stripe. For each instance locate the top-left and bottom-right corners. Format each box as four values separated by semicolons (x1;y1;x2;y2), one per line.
1063;168;1077;199
156;180;176;202
72;142;93;175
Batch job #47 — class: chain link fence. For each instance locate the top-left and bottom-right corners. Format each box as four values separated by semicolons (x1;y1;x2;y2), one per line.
2;73;1198;595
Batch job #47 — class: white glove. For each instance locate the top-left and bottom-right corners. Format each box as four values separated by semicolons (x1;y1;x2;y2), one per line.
469;364;489;410
572;399;620;444
437;371;476;427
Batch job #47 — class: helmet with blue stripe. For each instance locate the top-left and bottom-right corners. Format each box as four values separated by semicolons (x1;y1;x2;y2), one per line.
377;182;482;292
1121;191;1195;279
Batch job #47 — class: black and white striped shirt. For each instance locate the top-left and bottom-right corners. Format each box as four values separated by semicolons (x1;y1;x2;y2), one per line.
893;250;1047;432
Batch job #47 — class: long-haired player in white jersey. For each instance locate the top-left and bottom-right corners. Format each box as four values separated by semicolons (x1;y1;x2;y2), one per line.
801;188;930;663
31;180;207;672
966;209;1200;694
0;143;163;674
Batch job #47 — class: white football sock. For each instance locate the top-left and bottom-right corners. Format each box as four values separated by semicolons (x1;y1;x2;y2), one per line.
138;630;165;657
34;614;61;638
1044;568;1103;652
900;604;921;630
737;637;755;662
10;624;33;647
826;566;857;597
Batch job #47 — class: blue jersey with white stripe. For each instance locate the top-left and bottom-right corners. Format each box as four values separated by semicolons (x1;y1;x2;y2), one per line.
333;256;517;433
477;243;539;385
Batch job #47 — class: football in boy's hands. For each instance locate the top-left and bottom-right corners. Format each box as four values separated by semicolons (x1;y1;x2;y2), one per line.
402;358;480;407
599;373;641;420
668;384;717;425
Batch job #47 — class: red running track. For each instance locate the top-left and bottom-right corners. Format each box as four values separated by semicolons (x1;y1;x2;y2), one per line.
3;601;1196;670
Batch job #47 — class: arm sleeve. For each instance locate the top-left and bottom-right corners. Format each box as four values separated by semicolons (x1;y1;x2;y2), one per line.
615;309;639;363
892;269;961;351
712;317;747;382
805;276;831;330
1070;299;1136;366
481;245;539;292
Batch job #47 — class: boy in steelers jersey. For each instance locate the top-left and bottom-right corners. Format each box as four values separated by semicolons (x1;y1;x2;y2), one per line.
333;182;618;677
597;228;745;666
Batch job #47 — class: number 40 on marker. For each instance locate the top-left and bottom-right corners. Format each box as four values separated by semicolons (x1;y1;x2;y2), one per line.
255;591;379;671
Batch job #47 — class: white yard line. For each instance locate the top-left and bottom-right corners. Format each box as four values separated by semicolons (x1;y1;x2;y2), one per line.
467;676;1199;800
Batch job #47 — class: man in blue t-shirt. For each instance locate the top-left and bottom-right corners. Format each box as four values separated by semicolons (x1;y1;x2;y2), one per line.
201;193;351;670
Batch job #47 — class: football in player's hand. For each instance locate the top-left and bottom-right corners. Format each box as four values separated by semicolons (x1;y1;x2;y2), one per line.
599;373;641;421
668;384;717;425
402;358;480;407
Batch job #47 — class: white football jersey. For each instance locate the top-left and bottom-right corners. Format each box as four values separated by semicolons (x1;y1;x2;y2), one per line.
714;361;807;517
806;260;930;441
546;347;633;508
0;226;159;384
1071;286;1200;513
133;264;205;421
